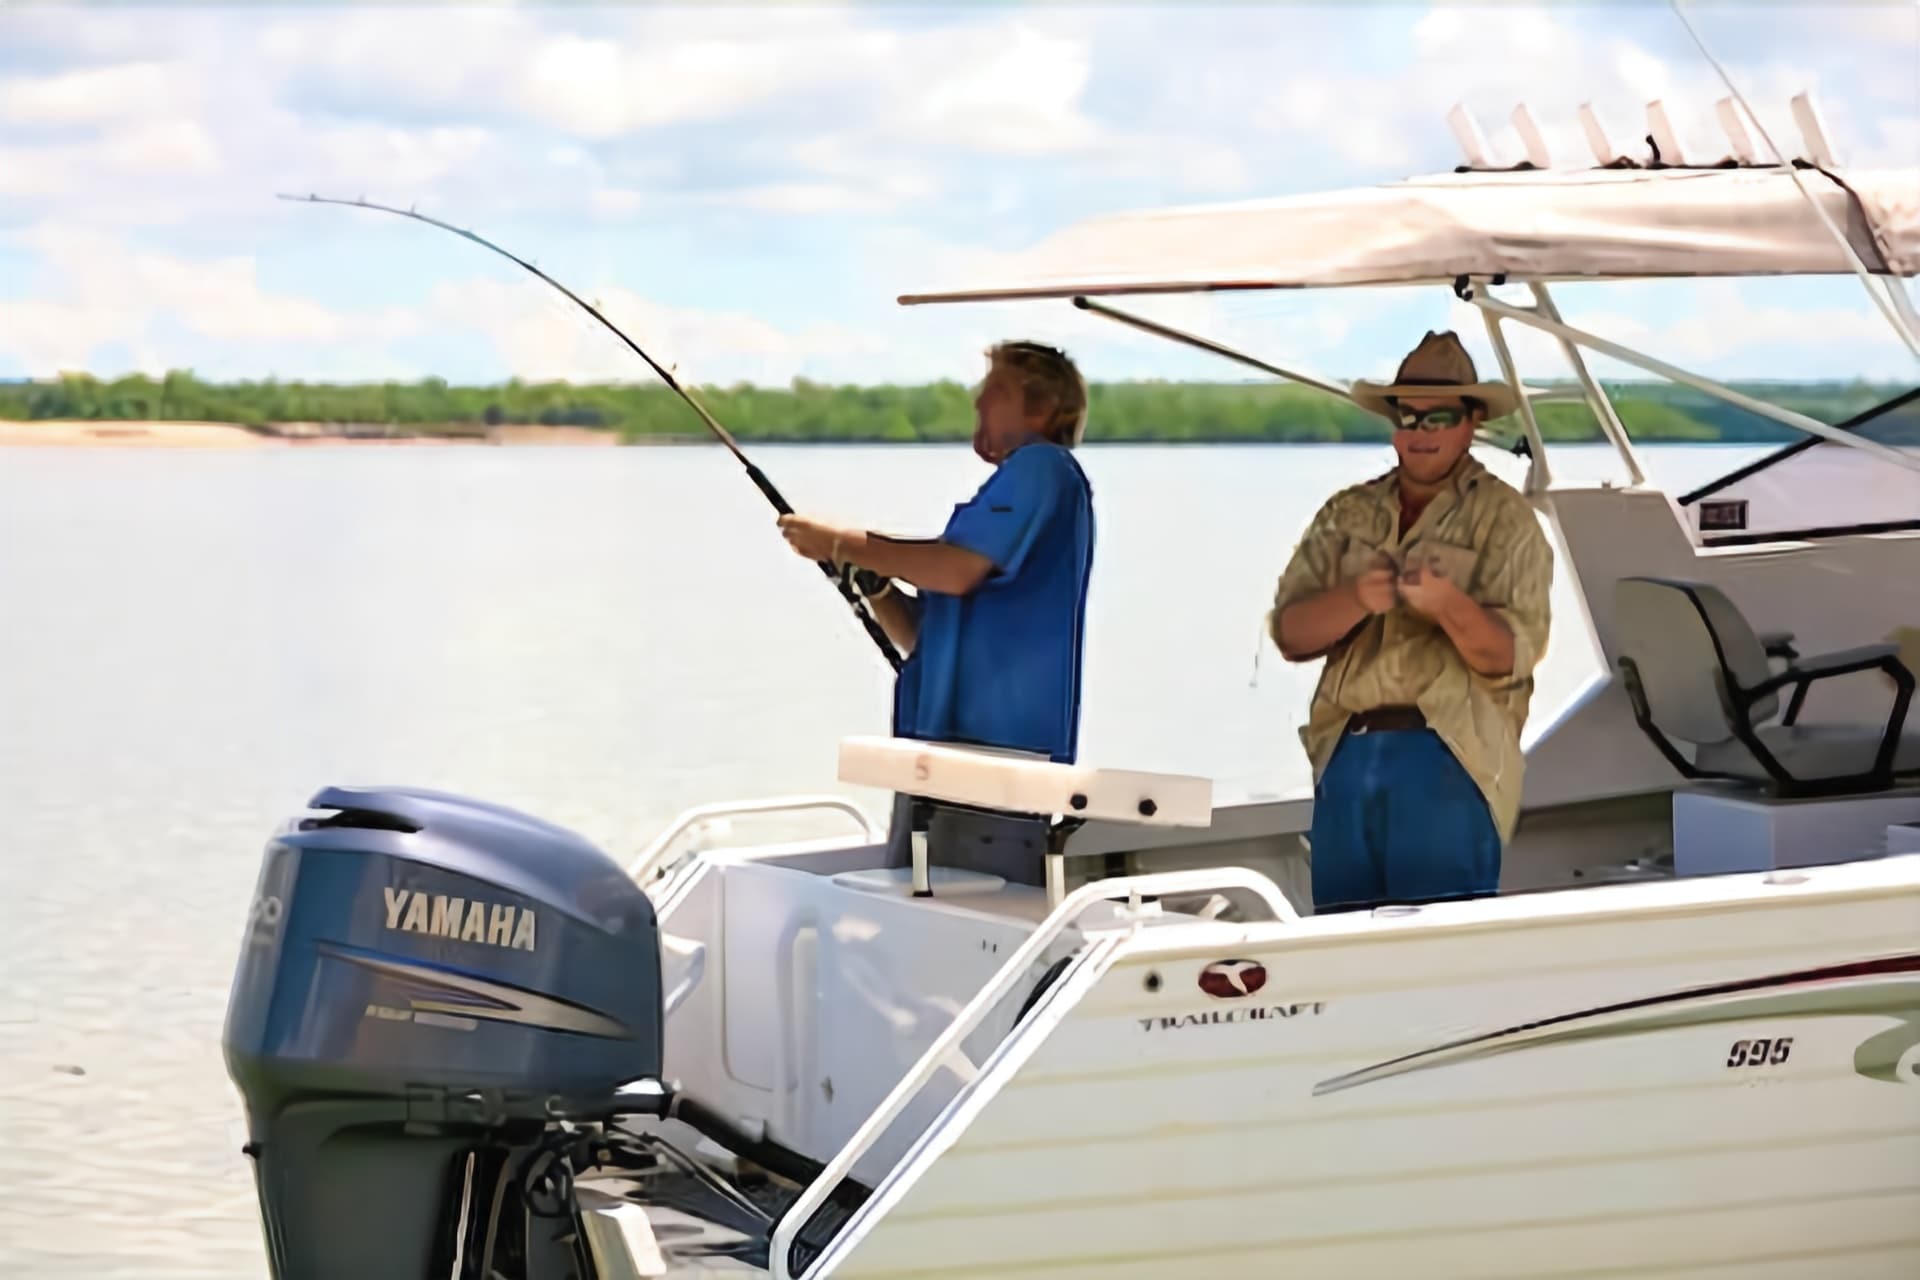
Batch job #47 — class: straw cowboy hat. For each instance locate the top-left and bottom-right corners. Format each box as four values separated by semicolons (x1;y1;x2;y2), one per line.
1349;330;1519;423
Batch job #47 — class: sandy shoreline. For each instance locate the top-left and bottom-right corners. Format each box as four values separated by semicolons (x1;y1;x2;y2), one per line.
0;420;285;448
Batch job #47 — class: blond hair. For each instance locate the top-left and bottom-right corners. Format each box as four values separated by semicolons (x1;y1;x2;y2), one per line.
987;340;1089;448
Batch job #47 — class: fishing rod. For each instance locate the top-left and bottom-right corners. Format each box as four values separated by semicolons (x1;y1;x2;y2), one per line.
277;192;904;672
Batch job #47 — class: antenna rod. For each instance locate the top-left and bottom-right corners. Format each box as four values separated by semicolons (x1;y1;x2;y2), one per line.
1667;1;1919;359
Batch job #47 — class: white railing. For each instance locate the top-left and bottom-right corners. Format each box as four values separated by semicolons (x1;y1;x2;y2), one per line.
627;795;879;885
768;865;1298;1280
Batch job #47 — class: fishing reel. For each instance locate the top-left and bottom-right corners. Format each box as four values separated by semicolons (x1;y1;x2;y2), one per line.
837;562;895;601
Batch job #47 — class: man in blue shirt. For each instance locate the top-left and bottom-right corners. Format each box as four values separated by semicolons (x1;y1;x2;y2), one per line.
779;341;1096;886
778;341;1096;771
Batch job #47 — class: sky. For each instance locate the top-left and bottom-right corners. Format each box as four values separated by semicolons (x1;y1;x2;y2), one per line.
1;1;1917;390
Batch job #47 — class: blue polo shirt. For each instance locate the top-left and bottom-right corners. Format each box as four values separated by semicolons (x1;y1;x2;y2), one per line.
892;441;1095;764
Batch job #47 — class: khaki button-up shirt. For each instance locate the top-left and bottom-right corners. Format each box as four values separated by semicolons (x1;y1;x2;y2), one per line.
1269;456;1553;841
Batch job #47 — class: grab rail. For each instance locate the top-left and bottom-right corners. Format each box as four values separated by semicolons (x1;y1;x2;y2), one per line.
769;865;1297;1279
628;795;879;885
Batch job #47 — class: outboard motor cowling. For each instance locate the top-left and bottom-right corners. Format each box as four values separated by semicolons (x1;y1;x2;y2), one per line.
222;785;665;1279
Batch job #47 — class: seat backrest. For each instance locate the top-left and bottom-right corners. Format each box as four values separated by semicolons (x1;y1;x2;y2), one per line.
1684;582;1779;722
1613;577;1778;746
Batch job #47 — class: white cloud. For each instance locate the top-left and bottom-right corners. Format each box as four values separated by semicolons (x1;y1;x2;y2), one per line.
0;224;420;373
1814;2;1920;48
0;61;196;126
301;123;497;192
250;6;874;138
589;188;649;219
515;30;818;138
102;117;222;176
424;277;890;387
890;23;1098;154
1041;132;1253;198
722;136;939;214
0;5;1111;232
242;5;1096;159
2;2;1912;388
725;178;933;216
1240;4;1623;169
1251;3;1917;175
0;113;222;203
0;218;908;385
255;6;550;117
0;7;229;65
0;139;80;199
0;27;501;222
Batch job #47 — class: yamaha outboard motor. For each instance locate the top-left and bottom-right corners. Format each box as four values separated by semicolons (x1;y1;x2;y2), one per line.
221;785;666;1279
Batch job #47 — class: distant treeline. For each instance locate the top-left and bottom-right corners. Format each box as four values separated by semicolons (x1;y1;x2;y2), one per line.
1;371;1911;445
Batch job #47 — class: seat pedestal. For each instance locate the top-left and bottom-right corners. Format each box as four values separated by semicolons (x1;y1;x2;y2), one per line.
1672;785;1920;877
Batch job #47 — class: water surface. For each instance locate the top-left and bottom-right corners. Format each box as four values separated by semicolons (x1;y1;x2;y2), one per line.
0;441;1764;1274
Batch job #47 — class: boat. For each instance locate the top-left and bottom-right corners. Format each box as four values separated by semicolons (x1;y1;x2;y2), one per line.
221;96;1920;1280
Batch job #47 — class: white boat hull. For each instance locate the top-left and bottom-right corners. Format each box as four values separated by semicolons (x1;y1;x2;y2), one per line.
806;860;1920;1278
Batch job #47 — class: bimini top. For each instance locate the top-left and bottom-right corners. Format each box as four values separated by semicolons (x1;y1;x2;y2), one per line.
898;165;1920;305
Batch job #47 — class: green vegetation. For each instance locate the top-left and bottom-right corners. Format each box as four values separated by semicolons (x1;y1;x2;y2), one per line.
0;371;1910;444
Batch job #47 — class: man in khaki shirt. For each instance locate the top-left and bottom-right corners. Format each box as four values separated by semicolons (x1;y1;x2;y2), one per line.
1270;331;1553;912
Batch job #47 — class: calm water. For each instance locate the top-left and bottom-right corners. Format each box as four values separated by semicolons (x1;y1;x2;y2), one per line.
0;441;1765;1275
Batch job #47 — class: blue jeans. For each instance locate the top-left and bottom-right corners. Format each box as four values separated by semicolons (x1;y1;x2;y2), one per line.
1308;727;1501;912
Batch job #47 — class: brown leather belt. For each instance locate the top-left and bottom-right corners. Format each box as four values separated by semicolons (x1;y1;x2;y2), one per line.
1344;705;1426;735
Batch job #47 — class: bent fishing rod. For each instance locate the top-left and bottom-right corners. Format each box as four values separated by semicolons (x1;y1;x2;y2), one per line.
277;192;903;672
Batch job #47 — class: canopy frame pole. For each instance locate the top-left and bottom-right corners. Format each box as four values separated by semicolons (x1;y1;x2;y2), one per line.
1870;274;1920;351
1468;292;1920;477
1473;300;1554;495
1069;296;1355;403
1528;282;1647;489
1074;292;1521;454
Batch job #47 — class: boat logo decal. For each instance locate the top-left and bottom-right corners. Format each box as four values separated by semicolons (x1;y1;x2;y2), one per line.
1313;952;1920;1097
324;942;630;1039
383;886;537;953
1139;1002;1324;1034
1199;959;1268;999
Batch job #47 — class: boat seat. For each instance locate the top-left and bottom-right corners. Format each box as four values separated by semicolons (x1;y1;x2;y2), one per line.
1613;576;1918;797
837;736;1213;828
838;735;1213;901
1694;720;1920;779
